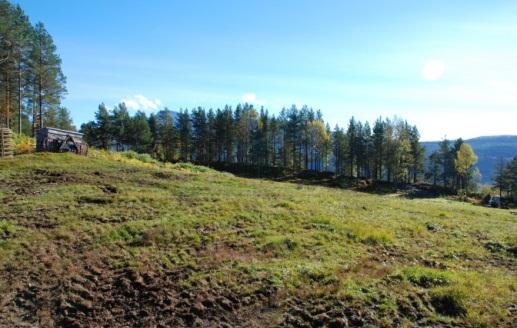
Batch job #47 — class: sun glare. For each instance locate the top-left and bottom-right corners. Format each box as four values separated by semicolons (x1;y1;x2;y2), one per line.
421;60;445;81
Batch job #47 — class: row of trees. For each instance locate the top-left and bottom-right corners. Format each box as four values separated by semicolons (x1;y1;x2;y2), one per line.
494;157;517;201
82;103;427;183
0;0;73;133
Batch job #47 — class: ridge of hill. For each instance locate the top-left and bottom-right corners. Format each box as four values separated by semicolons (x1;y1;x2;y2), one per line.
0;152;515;327
421;135;517;184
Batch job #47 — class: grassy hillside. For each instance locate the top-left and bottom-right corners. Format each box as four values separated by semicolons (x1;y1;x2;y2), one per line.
0;152;515;327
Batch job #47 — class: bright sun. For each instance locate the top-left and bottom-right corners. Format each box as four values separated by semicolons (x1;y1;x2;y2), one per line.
421;60;445;81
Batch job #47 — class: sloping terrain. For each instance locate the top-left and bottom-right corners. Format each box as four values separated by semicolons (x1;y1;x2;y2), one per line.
0;152;516;327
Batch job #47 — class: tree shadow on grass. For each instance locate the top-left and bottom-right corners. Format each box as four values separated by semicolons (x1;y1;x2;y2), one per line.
204;162;454;199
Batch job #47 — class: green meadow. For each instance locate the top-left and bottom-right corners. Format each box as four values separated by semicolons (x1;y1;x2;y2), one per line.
0;152;515;327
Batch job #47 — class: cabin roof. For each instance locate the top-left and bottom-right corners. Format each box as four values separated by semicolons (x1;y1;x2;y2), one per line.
37;127;83;139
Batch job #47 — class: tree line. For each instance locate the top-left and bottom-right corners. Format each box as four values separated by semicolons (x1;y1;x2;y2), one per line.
0;0;73;134
82;103;433;184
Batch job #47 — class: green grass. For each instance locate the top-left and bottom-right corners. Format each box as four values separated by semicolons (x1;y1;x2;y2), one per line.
0;151;515;326
398;266;453;288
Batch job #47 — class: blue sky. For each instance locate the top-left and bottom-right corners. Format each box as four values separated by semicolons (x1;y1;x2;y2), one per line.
14;0;517;140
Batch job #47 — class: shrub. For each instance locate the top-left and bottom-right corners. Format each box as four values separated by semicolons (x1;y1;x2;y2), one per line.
121;150;158;164
13;134;35;155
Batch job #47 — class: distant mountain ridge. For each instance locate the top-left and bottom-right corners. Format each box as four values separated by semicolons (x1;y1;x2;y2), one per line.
421;135;517;184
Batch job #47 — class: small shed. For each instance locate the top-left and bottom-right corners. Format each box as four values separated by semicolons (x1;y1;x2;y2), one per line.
109;140;130;152
36;127;88;155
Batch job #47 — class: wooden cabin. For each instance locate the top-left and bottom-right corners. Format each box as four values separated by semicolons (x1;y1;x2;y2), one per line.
36;127;88;155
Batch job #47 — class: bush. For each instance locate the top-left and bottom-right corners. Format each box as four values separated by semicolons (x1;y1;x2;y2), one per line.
121;151;159;164
13;134;35;155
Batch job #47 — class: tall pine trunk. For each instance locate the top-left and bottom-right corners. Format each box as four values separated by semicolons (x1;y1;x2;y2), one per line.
18;52;22;133
5;71;10;129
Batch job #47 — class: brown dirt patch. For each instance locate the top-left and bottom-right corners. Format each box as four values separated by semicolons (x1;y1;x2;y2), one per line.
0;250;283;328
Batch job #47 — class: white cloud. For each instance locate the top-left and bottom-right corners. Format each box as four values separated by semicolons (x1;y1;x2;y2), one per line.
241;92;267;106
122;94;163;111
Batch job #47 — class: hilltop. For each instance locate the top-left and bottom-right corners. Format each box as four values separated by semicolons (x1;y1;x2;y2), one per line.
0;152;515;327
422;135;517;184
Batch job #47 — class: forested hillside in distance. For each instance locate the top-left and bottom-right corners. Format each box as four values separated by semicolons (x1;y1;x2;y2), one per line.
422;136;517;184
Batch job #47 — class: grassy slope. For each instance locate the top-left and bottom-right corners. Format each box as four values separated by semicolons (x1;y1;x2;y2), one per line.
0;152;515;327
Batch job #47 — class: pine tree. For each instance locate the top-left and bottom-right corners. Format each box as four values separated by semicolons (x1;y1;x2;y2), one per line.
383;118;396;182
129;111;151;151
408;125;424;183
156;109;176;162
346;117;357;177
493;157;507;199
223;106;233;163
1;1;70;134
94;103;111;148
147;113;160;156
0;2;33;132
191;107;209;163
506;157;517;201
333;125;347;176
372;118;385;180
207;108;217;163
56;107;75;130
452;138;464;189
437;138;454;187
270;116;280;167
28;22;66;133
81;103;111;149
428;151;441;186
80;121;97;147
111;103;131;145
44;105;76;131
177;109;192;161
